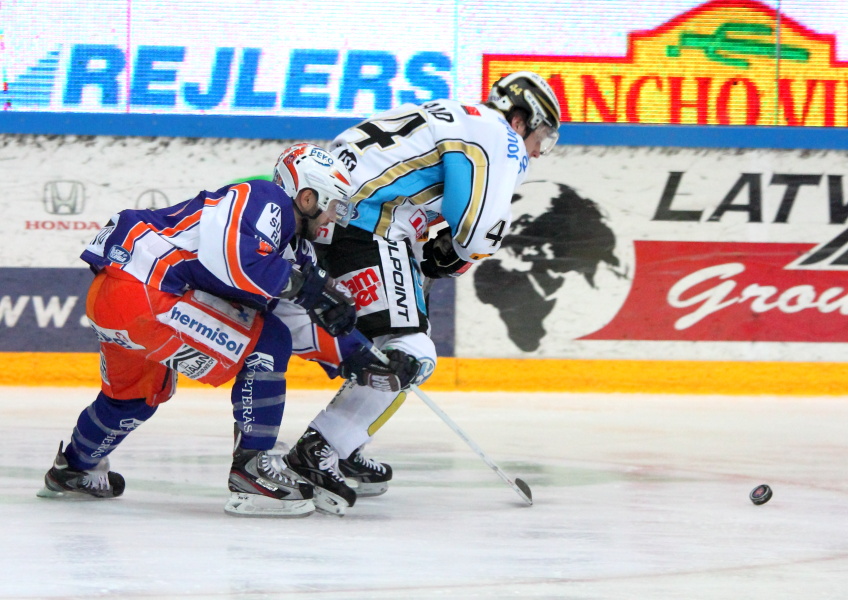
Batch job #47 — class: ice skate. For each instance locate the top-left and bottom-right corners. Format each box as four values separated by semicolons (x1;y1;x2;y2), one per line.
37;442;125;499
225;438;315;518
339;446;392;497
285;428;356;516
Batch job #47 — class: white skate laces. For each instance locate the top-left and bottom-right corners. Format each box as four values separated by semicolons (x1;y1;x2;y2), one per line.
353;449;386;475
259;449;300;486
317;446;345;483
82;460;113;491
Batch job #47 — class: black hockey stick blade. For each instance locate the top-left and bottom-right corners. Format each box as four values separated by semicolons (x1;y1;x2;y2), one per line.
514;478;533;504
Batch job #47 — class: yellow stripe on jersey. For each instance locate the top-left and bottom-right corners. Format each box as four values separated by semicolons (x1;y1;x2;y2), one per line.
407;183;445;204
354;148;443;236
374;183;444;238
352;147;442;203
436;140;489;247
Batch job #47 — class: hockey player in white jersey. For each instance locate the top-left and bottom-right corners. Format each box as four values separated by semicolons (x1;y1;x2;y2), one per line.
284;72;562;512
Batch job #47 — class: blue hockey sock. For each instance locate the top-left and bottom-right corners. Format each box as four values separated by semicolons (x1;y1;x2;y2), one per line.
64;392;158;471
232;314;291;451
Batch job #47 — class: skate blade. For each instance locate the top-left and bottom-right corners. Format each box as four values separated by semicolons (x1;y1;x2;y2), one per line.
36;487;117;500
36;486;65;499
347;480;388;497
224;493;315;518
312;488;350;517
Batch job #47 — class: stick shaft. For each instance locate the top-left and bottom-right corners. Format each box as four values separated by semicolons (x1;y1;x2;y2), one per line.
409;384;533;505
367;345;532;505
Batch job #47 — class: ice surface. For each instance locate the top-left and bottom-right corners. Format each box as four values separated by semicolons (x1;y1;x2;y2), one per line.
2;386;847;599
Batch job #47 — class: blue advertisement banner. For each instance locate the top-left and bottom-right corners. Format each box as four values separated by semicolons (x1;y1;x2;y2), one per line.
0;268;96;352
0;267;455;356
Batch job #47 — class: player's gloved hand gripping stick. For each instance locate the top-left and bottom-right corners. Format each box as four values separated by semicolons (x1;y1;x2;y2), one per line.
281;262;357;337
420;228;472;279
369;346;533;506
339;340;421;392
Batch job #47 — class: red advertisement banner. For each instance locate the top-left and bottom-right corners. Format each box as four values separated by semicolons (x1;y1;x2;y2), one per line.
583;240;848;341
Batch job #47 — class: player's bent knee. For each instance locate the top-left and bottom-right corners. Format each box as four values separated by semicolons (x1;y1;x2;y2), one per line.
381;332;436;385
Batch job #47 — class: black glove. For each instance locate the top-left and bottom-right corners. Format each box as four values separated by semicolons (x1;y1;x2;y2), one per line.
420;228;472;279
282;262;357;337
339;345;421;392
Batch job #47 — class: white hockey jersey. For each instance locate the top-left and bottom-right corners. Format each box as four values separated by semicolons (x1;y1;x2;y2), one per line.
328;99;530;263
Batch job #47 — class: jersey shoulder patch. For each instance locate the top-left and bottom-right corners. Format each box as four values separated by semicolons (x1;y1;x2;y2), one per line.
255;202;283;250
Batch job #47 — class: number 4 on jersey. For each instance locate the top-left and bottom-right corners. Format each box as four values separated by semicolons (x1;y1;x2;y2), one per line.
354;112;427;151
486;220;506;245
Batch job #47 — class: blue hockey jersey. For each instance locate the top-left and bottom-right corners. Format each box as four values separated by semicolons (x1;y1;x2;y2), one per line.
81;180;306;310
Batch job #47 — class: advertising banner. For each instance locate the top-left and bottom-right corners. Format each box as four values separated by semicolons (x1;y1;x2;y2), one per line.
0;0;456;117
4;0;848;130
484;0;848;127
0;267;95;352
4;135;848;362
458;145;848;362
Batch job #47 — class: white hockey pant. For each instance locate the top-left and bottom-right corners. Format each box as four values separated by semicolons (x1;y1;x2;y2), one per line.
310;332;436;459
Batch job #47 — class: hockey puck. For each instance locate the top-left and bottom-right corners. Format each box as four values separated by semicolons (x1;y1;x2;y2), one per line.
749;484;773;505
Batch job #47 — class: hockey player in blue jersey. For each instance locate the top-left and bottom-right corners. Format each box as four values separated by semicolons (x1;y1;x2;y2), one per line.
282;72;562;511
37;143;420;517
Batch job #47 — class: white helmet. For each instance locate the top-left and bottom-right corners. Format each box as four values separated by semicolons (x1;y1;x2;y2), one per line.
488;71;561;154
273;143;355;226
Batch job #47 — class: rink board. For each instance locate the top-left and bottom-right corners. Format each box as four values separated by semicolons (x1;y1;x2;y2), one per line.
5;352;848;396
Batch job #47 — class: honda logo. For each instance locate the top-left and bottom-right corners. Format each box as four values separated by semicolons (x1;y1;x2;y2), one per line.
43;181;85;215
136;189;170;210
